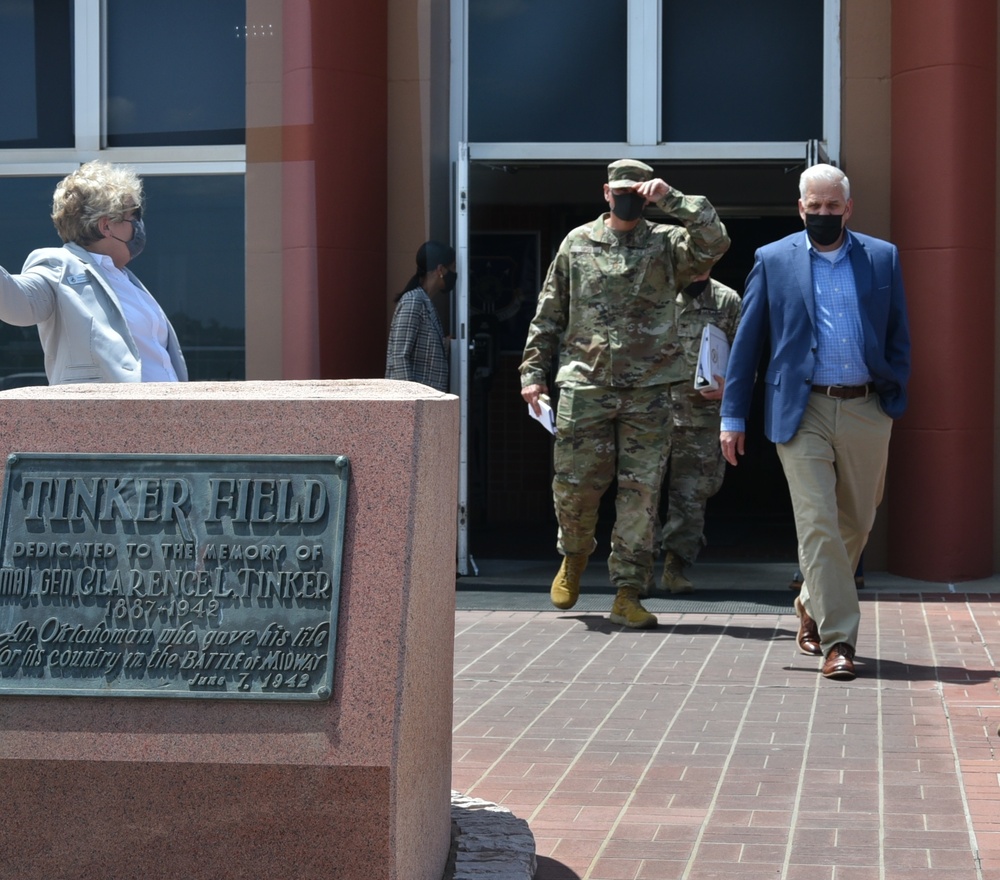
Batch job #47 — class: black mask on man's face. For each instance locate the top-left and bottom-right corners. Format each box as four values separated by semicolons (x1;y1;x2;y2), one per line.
804;213;844;246
684;278;710;297
610;191;646;221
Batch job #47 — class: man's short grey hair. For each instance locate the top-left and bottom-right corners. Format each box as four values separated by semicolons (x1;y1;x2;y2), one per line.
799;163;851;201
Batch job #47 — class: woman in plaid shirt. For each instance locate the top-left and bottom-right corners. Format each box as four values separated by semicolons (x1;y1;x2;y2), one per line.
385;240;455;392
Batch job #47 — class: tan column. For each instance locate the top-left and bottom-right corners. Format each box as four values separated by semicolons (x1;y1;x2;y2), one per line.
888;0;997;579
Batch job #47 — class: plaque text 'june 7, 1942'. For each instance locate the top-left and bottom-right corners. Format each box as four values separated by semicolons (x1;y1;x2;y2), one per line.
0;453;349;701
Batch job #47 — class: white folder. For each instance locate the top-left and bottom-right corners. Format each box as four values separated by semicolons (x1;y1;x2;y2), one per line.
694;323;730;391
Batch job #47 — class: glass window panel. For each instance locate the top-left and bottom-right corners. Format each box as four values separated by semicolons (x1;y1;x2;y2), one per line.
0;177;62;383
661;0;824;142
469;0;627;143
0;174;245;384
106;0;246;147
139;175;246;380
0;0;74;149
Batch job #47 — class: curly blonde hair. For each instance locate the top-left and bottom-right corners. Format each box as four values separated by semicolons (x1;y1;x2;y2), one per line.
51;161;145;245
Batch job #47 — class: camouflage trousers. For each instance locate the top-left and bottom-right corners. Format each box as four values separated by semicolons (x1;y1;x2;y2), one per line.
552;385;672;590
659;424;726;564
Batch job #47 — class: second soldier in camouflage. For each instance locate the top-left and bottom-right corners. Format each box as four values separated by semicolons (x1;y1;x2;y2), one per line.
658;273;741;593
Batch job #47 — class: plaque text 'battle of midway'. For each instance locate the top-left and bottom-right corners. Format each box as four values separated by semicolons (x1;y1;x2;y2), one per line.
0;453;349;700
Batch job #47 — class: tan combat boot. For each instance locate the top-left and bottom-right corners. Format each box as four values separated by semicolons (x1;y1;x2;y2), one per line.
661;550;694;594
609;587;657;629
550;554;588;609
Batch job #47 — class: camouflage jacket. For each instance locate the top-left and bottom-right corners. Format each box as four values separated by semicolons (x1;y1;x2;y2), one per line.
520;189;730;389
668;278;742;428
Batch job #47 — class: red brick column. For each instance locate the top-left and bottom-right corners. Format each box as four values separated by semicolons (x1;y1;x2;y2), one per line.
281;1;388;380
888;0;997;579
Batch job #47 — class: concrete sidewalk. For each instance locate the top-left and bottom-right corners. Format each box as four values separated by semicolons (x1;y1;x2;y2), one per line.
452;565;1000;880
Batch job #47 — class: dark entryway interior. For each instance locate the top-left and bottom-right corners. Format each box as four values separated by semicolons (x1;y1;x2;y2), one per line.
462;161;808;564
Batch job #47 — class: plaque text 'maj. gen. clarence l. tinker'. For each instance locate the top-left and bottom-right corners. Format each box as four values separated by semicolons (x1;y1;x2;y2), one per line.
0;453;349;701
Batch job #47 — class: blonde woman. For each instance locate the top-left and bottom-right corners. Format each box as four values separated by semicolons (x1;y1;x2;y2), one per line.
0;161;187;384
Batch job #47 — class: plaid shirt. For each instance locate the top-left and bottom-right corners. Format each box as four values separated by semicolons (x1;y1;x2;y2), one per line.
385;287;449;392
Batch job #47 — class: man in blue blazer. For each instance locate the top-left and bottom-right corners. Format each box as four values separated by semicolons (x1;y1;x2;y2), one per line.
720;164;910;681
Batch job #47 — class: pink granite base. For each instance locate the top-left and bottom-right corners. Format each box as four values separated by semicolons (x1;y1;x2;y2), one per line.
0;380;459;880
2;762;391;879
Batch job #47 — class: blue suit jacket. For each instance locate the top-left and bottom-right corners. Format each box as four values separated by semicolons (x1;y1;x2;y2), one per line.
721;229;911;444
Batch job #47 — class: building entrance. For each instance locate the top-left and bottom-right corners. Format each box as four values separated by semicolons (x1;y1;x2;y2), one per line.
461;161;805;566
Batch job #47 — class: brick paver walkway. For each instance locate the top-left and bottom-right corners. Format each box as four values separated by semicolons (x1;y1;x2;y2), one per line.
453;593;1000;880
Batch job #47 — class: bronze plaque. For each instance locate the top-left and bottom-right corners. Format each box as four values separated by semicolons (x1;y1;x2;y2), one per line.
0;453;349;701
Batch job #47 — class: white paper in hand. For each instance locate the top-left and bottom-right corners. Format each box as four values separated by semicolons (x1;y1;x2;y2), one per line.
528;396;556;435
694;323;730;391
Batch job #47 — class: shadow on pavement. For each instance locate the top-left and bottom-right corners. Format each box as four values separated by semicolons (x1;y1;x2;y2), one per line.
533;856;582;879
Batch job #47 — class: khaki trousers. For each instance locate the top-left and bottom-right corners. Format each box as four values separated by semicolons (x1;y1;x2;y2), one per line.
776;393;892;652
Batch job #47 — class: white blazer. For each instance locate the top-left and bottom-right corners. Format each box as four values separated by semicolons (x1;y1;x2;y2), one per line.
0;241;187;385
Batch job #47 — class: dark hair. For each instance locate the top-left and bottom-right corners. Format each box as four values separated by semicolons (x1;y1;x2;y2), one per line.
397;240;455;301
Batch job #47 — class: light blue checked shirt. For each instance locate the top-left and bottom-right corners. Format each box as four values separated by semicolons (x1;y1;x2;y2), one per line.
721;233;871;434
808;235;871;387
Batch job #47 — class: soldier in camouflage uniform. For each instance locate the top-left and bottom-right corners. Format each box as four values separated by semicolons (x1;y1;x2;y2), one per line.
520;159;730;628
658;273;741;593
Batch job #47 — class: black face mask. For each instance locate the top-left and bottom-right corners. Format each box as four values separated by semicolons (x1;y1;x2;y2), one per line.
110;217;146;260
684;278;710;297
610;191;646;222
442;270;457;293
804;213;844;247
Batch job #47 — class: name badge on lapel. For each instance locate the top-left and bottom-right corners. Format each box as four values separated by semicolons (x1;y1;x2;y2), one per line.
67;273;88;285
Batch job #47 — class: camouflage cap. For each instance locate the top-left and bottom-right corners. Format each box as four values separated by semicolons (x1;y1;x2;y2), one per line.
607;159;654;189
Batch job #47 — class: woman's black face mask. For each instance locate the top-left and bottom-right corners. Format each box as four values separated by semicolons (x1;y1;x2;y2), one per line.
610;191;646;221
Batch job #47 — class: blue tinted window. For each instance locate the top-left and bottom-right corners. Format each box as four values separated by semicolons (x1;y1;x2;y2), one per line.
469;0;627;143
0;177;62;382
0;0;73;148
106;0;246;147
661;0;824;142
0;175;245;384
139;176;246;380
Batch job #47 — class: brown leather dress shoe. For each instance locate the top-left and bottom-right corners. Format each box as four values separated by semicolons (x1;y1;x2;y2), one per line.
793;597;823;656
822;643;856;681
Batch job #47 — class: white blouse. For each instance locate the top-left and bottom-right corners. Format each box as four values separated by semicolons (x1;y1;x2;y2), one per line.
95;254;178;382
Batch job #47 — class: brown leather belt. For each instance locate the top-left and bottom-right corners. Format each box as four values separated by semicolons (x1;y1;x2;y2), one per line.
811;383;874;400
